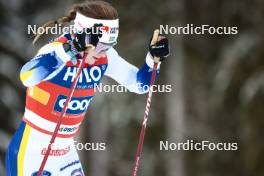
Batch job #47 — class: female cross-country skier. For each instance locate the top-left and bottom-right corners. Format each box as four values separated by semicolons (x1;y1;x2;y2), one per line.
5;1;169;175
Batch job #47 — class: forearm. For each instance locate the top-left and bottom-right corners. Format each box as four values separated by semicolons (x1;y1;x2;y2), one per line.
105;48;160;94
136;53;160;93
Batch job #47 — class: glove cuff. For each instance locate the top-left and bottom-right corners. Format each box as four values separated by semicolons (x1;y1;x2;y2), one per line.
146;52;161;69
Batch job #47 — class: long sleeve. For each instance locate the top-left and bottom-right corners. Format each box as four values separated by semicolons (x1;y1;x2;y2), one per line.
20;42;71;87
105;48;160;94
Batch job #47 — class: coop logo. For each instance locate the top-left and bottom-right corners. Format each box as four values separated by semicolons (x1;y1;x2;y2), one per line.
54;95;92;114
32;170;51;176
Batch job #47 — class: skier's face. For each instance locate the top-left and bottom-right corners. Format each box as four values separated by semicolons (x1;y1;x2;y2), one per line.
84;49;107;64
95;42;116;54
81;39;116;64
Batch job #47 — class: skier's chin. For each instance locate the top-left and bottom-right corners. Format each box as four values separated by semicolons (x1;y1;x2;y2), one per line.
83;51;106;64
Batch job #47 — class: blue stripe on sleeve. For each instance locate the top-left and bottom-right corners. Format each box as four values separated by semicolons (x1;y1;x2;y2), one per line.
136;62;159;92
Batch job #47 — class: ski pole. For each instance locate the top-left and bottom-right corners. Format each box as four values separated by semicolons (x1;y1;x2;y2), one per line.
132;29;160;176
37;46;94;176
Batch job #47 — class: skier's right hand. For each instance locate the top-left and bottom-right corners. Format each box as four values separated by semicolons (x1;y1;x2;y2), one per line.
73;24;103;52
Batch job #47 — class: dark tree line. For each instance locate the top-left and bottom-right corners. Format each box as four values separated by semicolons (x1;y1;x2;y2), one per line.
0;0;263;175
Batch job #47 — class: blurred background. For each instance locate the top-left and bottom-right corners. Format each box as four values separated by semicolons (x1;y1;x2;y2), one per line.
0;0;264;175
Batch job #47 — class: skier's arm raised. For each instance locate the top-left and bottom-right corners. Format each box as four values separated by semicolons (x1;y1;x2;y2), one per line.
105;36;170;94
19;41;77;87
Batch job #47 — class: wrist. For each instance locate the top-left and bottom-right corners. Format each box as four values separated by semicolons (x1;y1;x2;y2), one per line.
146;52;161;69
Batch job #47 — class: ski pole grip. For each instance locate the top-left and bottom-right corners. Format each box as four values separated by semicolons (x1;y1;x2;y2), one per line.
151;29;161;63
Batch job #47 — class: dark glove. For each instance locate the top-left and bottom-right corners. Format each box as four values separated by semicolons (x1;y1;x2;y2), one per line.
149;36;170;61
73;23;103;52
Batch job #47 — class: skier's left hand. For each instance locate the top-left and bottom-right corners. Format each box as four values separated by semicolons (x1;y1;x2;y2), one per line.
149;35;170;62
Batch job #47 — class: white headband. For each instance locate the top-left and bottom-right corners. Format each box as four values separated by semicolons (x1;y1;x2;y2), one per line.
74;12;119;44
